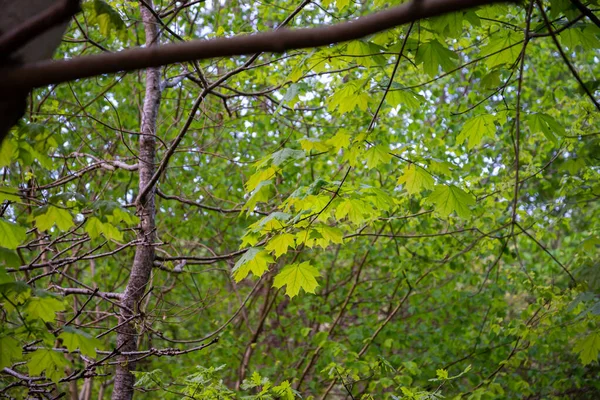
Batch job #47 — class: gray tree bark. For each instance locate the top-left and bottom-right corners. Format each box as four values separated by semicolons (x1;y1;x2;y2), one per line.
111;2;161;399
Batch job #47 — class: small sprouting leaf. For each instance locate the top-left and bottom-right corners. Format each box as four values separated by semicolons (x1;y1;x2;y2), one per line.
397;164;434;194
27;349;68;383
273;261;320;298
456;114;496;149
35;206;74;232
436;369;449;380
25;296;65;323
573;332;600;365
0;336;22;368
427;185;475;219
265;233;296;258
365;144;392;169
232;247;274;282
0;220;27;250
58;327;103;357
415;40;458;77
273;380;297;400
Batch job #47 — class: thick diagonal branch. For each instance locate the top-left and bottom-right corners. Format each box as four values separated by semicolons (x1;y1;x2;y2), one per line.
0;0;511;92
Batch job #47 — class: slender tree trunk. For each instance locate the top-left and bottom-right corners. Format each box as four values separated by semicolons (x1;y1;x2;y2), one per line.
111;2;161;399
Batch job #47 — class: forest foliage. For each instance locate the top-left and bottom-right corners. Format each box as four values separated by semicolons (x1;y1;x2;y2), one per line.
1;0;600;399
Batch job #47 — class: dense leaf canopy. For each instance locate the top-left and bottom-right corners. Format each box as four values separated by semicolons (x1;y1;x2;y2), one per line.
1;0;599;399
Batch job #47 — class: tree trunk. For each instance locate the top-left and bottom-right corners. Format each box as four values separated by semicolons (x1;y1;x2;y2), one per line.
111;2;161;399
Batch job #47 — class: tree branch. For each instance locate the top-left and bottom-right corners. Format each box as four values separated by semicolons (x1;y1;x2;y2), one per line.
0;0;80;58
0;0;513;92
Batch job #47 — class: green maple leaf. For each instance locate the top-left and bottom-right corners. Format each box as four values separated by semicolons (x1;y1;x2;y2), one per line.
84;217;103;239
429;13;464;38
397;164;434;194
245;167;277;192
35;206;74;232
27;349;68;383
242;181;274;214
84;217;123;241
315;225;344;247
298;138;332;153
415;40;458;77
0;220;27;250
573;332;600;365
273;261;320;298
0;336;22;368
58;327;103;357
265;233;296;258
387;90;424;110
232;247;274;282
482;31;521;68
87;0;127;39
0;187;20;202
340;92;370;114
327;84;357;114
336;0;350;11
427;185;475;218
560;26;600;51
26;296;65;323
270;148;305;167
526;113;565;144
0;138;17;168
365;144;392;169
346;40;386;67
364;187;395;211
335;198;372;225
456;114;497;149
326;130;351;151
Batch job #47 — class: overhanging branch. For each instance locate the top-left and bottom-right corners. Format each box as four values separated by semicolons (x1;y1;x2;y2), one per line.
0;0;513;92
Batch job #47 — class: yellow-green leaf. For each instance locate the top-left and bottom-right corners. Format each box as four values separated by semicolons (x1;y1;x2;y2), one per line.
427;185;475;219
27;349;68;383
397;164;434;194
265;233;296;258
327;130;351;151
273;261;320;298
573;332;600;365
365;144;392;169
58;327;103;358
35;206;74;232
232;247;274;282
0;336;22;368
0;220;27;250
335;198;372;225
246;167;277;193
456;114;496;149
25;296;65;323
